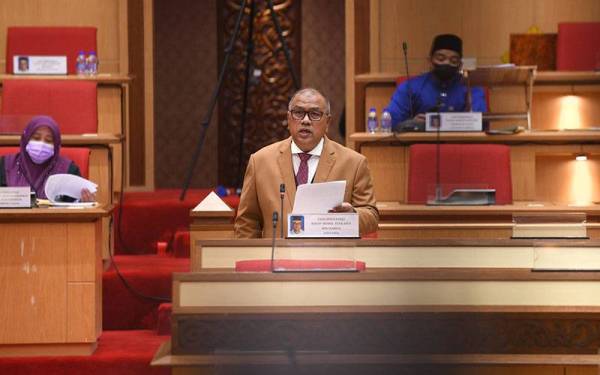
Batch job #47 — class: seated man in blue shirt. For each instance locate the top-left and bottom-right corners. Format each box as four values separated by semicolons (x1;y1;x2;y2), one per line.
385;34;487;131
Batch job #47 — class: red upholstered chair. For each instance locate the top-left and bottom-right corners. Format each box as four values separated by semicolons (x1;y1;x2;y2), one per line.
407;144;512;205
1;80;98;134
6;26;97;74
0;146;90;178
556;22;600;71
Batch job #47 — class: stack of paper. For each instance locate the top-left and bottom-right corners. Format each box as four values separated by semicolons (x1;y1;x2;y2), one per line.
44;174;98;206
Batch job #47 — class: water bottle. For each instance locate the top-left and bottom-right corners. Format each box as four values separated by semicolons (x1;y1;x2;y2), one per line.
86;51;98;75
367;107;378;133
380;110;392;133
76;51;86;75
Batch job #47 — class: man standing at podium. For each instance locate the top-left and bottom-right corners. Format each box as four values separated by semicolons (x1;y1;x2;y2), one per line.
385;34;487;129
235;88;379;238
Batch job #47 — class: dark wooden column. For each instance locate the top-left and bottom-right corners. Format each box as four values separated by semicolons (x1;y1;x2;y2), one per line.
217;0;302;187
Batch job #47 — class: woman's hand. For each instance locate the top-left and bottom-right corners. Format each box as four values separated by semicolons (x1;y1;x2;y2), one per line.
80;188;96;202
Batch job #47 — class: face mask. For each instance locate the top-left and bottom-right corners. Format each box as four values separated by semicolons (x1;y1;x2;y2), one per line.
432;63;459;81
26;140;54;164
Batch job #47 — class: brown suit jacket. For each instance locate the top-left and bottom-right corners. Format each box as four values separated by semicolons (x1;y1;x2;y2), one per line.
234;136;379;238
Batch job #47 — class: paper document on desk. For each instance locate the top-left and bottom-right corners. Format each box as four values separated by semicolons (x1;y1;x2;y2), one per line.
44;174;97;204
292;180;346;214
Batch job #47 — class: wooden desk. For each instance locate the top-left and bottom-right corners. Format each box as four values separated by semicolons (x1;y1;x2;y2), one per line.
154;239;600;374
350;130;600;145
0;207;109;356
377;201;600;239
0;133;122;259
349;130;600;203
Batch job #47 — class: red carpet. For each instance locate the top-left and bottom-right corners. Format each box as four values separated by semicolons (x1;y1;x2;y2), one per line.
114;189;239;255
103;255;189;330
0;330;169;375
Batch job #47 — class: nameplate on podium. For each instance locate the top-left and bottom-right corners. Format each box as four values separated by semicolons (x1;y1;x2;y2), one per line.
0;187;31;208
426;112;482;132
287;213;359;238
13;55;67;75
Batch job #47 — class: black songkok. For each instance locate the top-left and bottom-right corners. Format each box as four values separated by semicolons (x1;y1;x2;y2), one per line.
430;34;463;57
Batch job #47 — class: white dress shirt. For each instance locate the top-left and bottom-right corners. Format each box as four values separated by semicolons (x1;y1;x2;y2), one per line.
291;137;324;184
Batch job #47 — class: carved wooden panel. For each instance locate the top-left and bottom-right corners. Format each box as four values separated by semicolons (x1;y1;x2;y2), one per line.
174;312;600;355
217;0;301;186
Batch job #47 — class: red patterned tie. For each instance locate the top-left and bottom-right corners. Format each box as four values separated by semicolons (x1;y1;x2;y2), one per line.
296;153;311;185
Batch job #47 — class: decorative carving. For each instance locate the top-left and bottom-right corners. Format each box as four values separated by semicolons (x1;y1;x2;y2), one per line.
173;313;600;355
218;0;301;186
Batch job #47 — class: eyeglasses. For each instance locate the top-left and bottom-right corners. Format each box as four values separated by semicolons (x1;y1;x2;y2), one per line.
289;109;328;121
432;52;461;66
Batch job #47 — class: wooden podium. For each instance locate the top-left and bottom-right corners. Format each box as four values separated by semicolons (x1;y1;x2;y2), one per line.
0;207;109;356
153;239;600;374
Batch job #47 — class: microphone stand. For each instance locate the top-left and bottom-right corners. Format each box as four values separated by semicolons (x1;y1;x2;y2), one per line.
279;184;285;238
179;0;248;201
435;103;442;203
180;0;301;200
433;94;444;204
402;42;414;121
270;211;278;272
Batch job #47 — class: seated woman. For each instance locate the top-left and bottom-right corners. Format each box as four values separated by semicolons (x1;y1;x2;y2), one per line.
0;115;94;201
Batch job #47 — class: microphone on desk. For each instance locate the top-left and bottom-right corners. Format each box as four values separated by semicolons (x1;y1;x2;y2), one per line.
279;183;286;238
270;211;278;272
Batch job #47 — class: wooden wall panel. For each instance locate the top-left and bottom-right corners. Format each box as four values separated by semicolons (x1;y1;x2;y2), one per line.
510;146;537;201
302;0;345;144
536;151;600;204
365;84;395;128
127;0;146;186
361;145;406;201
533;89;600;130
0;0;128;74
154;0;218;189
373;0;600;74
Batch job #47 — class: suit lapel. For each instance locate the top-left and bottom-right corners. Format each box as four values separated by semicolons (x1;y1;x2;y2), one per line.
277;138;297;209
313;137;336;183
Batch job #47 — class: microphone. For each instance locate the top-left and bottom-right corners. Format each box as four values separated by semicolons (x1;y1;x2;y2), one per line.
270;211;278;272
434;95;444;202
279;183;285;238
402;41;414;120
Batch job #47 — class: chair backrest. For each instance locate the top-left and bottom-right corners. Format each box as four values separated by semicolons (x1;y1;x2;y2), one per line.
557;22;600;71
396;76;409;86
0;146;90;178
1;80;98;134
407;144;512;204
6;27;97;74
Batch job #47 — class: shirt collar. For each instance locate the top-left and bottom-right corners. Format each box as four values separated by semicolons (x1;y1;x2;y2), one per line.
291;137;324;157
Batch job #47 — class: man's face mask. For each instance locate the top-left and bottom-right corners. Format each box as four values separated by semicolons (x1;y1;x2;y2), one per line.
26;140;54;164
432;63;459;82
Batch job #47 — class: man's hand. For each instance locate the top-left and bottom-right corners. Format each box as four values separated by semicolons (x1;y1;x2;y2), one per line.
329;202;355;213
413;113;426;122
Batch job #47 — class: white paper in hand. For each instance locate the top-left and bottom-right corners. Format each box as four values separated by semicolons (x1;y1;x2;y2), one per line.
292;180;346;214
44;174;98;203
